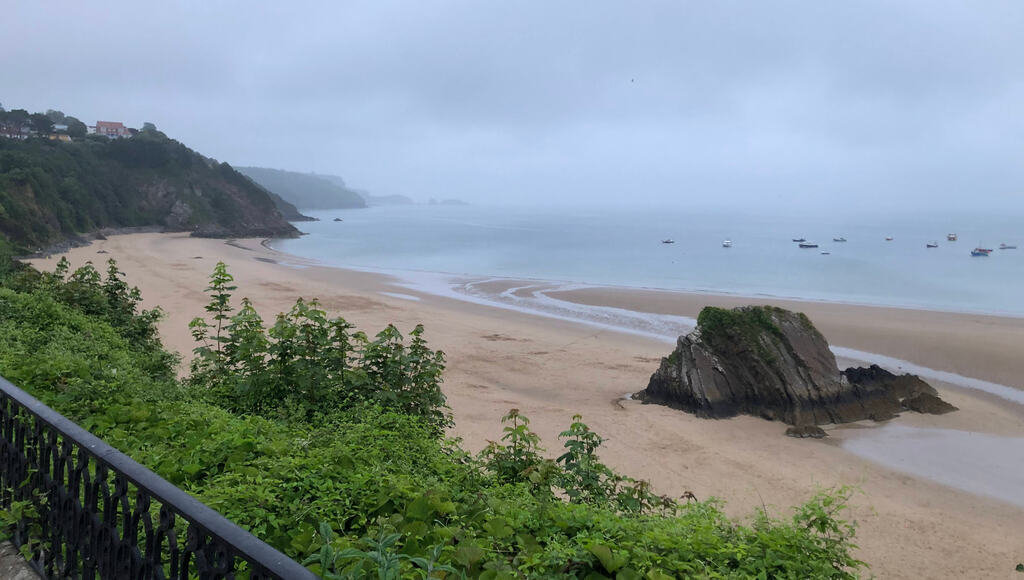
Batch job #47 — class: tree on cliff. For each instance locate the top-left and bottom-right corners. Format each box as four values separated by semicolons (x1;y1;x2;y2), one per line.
29;113;54;134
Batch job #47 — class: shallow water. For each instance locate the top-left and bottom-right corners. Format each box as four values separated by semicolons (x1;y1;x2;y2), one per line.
841;425;1024;509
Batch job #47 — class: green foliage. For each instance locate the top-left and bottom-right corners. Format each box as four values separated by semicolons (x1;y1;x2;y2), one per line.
188;262;451;430
0;260;179;408
1;257;175;379
696;305;799;365
0;261;866;578
480;410;671;517
697;306;783;343
0;121;295;253
479;409;548;486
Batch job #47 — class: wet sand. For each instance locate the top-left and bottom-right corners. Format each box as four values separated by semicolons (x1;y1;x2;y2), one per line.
29;233;1024;578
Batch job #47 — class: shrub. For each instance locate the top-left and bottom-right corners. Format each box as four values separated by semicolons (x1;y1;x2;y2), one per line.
188;262;450;431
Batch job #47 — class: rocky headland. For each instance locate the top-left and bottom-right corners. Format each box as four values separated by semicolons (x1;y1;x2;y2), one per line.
635;305;956;435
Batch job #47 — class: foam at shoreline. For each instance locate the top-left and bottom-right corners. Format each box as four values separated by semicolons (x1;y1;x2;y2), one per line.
841;425;1024;509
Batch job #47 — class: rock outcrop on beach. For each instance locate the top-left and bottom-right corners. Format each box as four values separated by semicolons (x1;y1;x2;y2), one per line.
635;306;956;430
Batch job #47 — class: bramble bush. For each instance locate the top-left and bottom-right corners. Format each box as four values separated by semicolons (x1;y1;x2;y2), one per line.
0;259;866;578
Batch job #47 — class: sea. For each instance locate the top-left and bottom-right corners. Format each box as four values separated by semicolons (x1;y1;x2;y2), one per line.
272;204;1024;317
270;204;1024;506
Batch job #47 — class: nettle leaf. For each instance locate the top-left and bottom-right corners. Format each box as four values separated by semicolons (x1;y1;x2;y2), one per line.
482;517;513;539
405;495;435;521
454;544;485;568
589;543;628;573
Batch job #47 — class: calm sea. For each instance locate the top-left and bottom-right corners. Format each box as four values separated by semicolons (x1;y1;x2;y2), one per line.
271;204;1024;317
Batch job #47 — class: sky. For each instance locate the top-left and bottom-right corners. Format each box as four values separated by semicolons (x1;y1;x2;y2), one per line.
3;1;1022;211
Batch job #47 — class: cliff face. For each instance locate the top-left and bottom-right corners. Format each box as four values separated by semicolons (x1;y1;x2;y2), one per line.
0;133;299;253
637;306;955;426
235;167;367;210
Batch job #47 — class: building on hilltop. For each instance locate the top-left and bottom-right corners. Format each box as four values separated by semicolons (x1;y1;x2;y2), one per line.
95;120;131;138
0;123;30;140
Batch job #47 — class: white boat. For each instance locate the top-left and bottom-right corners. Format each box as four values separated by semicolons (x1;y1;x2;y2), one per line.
820;251;830;255
947;233;958;241
833;237;847;242
1000;243;1017;250
926;241;938;248
661;239;675;244
722;240;732;248
885;236;894;241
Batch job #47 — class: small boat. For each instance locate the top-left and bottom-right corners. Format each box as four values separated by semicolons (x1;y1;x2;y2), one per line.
798;242;819;248
820;251;830;255
722;240;732;248
661;239;675;244
971;249;989;257
1000;243;1017;250
947;233;958;241
926;241;938;248
833;237;847;242
792;238;806;243
885;236;894;241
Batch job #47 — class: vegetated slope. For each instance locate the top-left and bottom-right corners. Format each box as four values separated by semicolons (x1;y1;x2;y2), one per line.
265;191;314;221
319;174;414;206
235;167;367;210
239;178;316;222
0;132;299;254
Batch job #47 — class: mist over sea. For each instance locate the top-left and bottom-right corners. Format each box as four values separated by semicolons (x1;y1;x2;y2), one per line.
272;205;1024;317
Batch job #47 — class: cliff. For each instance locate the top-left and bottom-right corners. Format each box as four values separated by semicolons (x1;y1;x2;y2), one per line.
235;167;367;210
636;306;956;428
0;131;299;253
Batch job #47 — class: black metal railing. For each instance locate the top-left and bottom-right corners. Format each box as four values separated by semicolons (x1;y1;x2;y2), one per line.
0;376;319;579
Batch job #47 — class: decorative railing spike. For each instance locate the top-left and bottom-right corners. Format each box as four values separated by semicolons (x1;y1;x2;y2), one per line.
0;376;318;579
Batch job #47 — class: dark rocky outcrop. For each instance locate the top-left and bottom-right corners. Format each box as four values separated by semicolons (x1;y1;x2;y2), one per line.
636;306;956;429
785;425;828;438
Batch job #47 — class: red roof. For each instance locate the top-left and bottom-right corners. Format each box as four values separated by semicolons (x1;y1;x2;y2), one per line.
96;121;126;130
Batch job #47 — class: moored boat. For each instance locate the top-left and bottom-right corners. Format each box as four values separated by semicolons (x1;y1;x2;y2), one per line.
947;233;958;241
1000;243;1017;250
661;239;675;244
971;249;989;257
792;238;806;242
798;242;819;248
926;241;938;248
885;236;894;241
833;237;847;242
722;240;732;248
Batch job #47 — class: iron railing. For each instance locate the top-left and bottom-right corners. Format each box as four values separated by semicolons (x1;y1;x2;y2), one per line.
0;376;319;579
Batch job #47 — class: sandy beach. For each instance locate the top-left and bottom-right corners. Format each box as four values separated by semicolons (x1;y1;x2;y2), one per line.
30;233;1024;579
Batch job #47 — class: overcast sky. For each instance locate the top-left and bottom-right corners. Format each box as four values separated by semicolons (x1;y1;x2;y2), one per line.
3;1;1022;211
